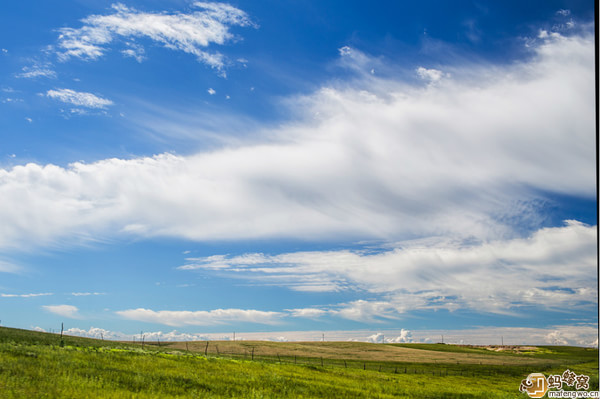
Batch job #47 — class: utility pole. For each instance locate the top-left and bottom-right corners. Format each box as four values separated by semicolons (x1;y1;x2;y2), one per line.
233;332;235;341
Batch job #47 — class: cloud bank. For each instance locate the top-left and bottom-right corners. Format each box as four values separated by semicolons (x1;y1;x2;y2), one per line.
180;221;597;316
41;324;598;347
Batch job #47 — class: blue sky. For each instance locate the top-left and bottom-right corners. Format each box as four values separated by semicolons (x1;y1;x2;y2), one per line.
0;1;596;345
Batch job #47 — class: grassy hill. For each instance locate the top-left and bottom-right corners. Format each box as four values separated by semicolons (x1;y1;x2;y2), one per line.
0;326;597;398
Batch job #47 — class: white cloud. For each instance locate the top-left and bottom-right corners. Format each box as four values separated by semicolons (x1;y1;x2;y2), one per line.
0;30;593;258
207;88;216;95
416;66;446;83
1;292;53;298
55;2;255;75
71;292;104;296
116;307;283;326
64;327;213;341
2;98;23;104
46;88;113;109
121;42;145;62
545;326;598;347
287;308;328;318
16;65;57;79
179;221;597;317
42;304;81;319
366;330;412;343
337;45;382;76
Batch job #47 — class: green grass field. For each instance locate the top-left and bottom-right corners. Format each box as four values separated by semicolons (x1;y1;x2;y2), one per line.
0;326;597;398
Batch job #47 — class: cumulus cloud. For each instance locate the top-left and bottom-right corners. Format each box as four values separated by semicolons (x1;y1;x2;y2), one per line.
58;326;211;341
180;221;597;317
55;2;255;75
366;330;412;343
42;304;81;319
116;307;283;326
46;88;113;109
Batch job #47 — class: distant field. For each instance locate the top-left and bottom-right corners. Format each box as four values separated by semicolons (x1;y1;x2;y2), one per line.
162;339;571;365
0;326;597;398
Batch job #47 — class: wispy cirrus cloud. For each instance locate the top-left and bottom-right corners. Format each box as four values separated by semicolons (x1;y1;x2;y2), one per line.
0;31;593;253
54;2;255;75
0;259;20;273
1;292;53;298
46;88;113;109
42;304;81;319
16;64;57;79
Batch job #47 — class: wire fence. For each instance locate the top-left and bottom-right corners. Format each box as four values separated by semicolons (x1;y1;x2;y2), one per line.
138;340;549;378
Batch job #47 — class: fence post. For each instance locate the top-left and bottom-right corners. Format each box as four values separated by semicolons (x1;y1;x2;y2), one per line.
205;341;209;356
251;347;254;361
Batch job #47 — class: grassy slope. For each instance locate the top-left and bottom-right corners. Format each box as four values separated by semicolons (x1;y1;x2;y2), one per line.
0;327;597;398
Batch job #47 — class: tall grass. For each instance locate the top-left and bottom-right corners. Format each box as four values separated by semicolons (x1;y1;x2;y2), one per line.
0;326;596;398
